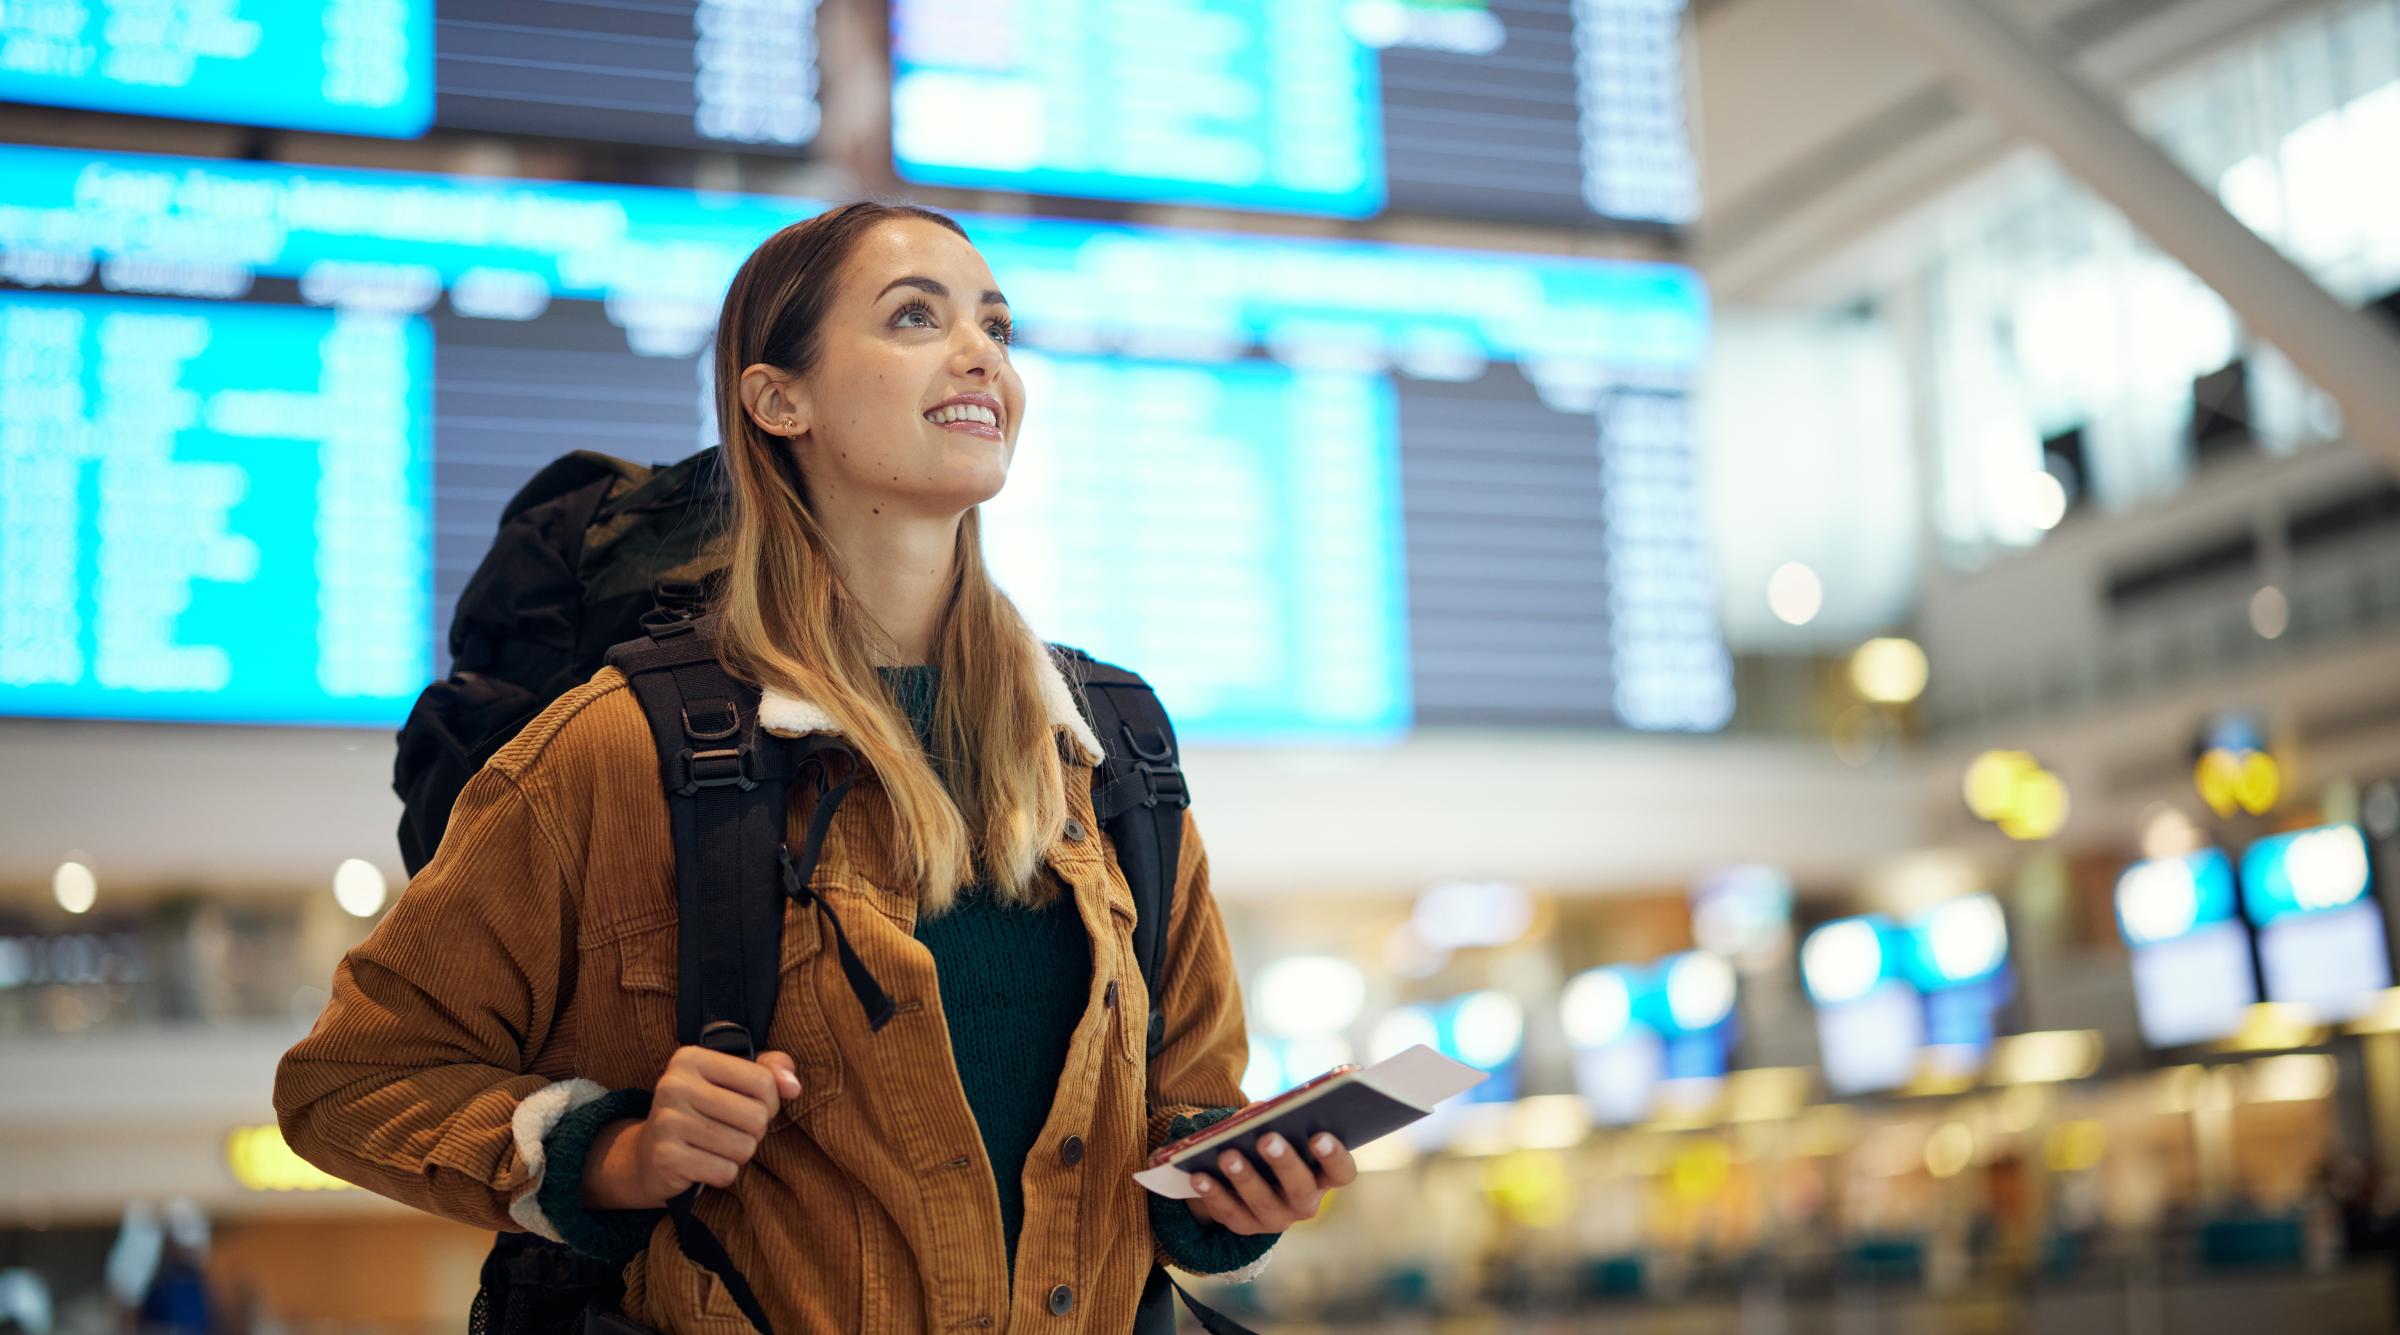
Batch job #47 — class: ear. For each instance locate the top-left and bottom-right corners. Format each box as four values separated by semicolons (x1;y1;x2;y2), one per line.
739;363;810;439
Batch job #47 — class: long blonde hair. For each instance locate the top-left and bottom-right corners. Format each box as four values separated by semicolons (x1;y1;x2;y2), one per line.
709;202;1068;915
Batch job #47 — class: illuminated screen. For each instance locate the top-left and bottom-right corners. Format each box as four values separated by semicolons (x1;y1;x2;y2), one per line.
888;0;1697;226
2129;922;2261;1047
1816;979;1924;1096
0;0;433;137
0;144;1720;738
2239;824;2390;1020
2117;851;2260;1047
0;1;822;152
2257;901;2390;1022
432;0;822;151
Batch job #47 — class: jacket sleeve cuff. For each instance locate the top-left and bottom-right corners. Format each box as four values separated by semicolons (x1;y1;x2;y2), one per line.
510;1082;662;1264
1149;1107;1280;1279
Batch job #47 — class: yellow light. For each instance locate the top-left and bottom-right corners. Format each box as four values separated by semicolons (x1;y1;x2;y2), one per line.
1998;769;2069;841
2235;752;2281;816
2045;1119;2107;1173
1987;1030;2104;1085
2196;748;2241;818
2214;1002;2327;1054
225;1126;353;1193
1483;1150;1572;1228
53;861;97;915
1851;638;1930;705
1667;1140;1733;1201
1724;1068;1813;1123
1509;1094;1590;1151
2244;1054;2337;1103
1965;751;2036;821
1961;751;2071;839
1923;1122;1976;1179
2346;988;2400;1035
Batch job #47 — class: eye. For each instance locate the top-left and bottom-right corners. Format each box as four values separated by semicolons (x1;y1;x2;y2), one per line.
985;316;1014;347
893;298;935;328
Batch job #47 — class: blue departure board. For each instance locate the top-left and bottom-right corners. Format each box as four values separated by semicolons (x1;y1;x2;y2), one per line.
0;292;431;726
0;0;432;137
889;0;1698;226
0;144;1718;737
982;356;1409;742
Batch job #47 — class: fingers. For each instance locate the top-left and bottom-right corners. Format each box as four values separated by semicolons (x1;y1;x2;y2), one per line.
1309;1133;1359;1189
668;1080;775;1138
680;1046;784;1108
756;1051;803;1101
653;1103;766;1165
1217;1147;1288;1229
657;1137;743;1190
1255;1134;1321;1216
1185;1173;1265;1234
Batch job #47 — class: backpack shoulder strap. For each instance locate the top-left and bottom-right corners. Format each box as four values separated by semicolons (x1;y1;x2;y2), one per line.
604;616;795;1057
601;613;801;1335
1050;650;1260;1335
1049;645;1190;1058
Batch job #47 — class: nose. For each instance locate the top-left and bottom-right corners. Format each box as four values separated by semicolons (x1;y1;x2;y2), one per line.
951;324;1003;380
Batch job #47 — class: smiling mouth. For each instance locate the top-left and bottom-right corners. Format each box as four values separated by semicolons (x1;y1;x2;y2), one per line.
924;402;1003;440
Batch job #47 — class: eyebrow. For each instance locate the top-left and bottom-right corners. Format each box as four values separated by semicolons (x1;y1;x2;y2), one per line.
876;275;1008;307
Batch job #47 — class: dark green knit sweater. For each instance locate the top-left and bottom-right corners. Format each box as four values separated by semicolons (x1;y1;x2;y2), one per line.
535;666;1276;1283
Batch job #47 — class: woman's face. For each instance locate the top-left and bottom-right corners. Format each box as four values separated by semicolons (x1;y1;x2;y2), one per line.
769;218;1025;520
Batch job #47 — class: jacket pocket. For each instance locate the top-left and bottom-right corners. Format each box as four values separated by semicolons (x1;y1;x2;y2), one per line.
609;909;842;1128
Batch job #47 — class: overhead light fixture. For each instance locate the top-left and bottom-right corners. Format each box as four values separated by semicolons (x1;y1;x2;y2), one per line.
54;861;97;915
1767;562;1824;627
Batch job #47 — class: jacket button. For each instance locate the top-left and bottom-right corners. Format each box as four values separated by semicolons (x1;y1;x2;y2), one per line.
1103;980;1119;1008
1048;1284;1074;1316
1063;818;1088;842
1060;1134;1085;1166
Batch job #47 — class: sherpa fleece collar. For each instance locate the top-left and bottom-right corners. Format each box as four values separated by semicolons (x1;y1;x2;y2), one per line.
757;641;1105;765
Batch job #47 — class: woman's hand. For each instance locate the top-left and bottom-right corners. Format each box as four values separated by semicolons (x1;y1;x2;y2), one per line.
1181;1133;1358;1235
584;1046;801;1209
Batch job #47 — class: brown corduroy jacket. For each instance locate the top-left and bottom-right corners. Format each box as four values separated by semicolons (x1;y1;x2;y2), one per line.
274;651;1258;1333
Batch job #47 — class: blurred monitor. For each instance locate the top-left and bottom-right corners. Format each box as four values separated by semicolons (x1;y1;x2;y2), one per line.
0;0;433;137
1562;953;1732;1123
1572;1031;1663;1126
433;0;822;151
1816;979;1924;1096
887;0;1697;226
2128;923;2260;1047
2118;848;2259;1047
2240;824;2390;1021
0;144;1722;740
1898;894;2012;1054
0;2;824;152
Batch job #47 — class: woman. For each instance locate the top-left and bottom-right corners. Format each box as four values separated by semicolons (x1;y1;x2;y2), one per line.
274;203;1356;1332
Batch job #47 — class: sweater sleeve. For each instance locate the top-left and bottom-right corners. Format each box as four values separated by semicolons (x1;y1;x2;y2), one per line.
1147;1107;1281;1278
530;1088;664;1263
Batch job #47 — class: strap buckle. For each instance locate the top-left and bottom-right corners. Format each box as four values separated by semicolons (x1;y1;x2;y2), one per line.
1118;726;1190;811
1132;760;1190;811
670;745;760;796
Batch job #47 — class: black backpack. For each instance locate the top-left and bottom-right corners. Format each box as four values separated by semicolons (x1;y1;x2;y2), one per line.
403;448;1251;1335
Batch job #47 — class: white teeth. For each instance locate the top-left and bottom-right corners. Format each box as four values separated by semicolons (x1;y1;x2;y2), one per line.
926;403;999;427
